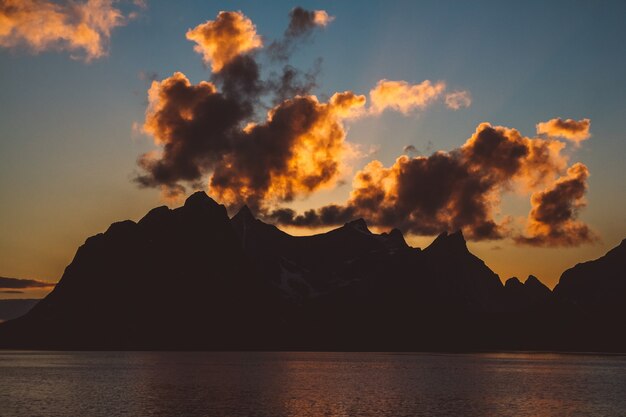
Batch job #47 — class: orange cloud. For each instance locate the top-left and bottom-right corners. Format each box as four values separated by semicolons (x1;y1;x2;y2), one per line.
284;7;333;36
312;10;333;26
137;9;593;247
0;0;129;62
369;79;446;115
536;117;591;144
210;93;363;208
445;90;472;110
268;122;593;246
516;163;596;246
186;11;262;72
136;70;365;208
329;90;367;119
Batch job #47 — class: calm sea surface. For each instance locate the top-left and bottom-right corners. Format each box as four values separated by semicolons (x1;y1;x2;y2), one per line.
1;351;625;416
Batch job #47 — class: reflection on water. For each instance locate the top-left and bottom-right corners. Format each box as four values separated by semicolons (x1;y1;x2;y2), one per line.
1;351;625;416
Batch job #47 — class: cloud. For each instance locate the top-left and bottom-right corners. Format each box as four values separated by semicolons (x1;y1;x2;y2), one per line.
536;118;591;144
136;10;368;208
268;7;333;61
209;91;365;209
135;68;365;209
138;70;158;82
369;79;446;115
445;90;472;110
285;7;333;37
186;11;262;72
0;0;135;62
135;9;593;247
267;122;589;244
516;163;596;246
0;276;54;289
267;60;321;105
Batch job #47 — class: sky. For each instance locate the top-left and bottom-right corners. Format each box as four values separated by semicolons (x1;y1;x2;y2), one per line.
1;0;625;299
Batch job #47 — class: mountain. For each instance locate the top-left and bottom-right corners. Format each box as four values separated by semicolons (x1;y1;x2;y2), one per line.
544;239;626;351
0;192;624;351
0;192;285;349
554;239;626;314
503;275;552;312
231;205;409;303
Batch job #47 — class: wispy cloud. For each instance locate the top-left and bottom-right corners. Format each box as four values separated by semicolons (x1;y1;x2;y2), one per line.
0;276;54;289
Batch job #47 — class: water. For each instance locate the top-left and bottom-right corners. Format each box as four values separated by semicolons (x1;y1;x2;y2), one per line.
1;351;625;417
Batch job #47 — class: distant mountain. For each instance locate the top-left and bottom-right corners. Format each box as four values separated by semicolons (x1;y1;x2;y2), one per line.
0;299;40;322
0;192;624;351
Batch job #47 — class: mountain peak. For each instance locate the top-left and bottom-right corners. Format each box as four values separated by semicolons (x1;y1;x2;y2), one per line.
233;205;255;223
344;218;371;234
426;230;468;253
385;228;409;248
184;191;220;208
505;277;523;289
525;275;541;286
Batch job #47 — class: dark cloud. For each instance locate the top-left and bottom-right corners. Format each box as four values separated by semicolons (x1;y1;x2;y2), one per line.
268;7;333;61
516;163;596;246
209;92;363;211
267;59;321;105
135;9;364;209
135;71;249;192
135;10;593;247
135;67;365;209
0;276;54;289
211;54;263;105
267;205;357;228
267;123;587;243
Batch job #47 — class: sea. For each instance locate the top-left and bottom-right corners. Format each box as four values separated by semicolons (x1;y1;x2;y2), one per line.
1;351;625;416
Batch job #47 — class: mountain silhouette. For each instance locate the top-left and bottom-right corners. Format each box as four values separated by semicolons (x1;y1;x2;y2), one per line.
0;192;624;351
0;299;40;323
503;275;552;312
554;239;626;314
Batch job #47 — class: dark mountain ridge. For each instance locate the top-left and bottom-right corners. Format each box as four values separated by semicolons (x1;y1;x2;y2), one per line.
1;192;624;351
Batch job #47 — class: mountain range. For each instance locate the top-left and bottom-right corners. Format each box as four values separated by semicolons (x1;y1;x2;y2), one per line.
0;191;624;351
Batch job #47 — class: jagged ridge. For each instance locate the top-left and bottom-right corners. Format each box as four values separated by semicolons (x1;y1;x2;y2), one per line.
0;192;624;352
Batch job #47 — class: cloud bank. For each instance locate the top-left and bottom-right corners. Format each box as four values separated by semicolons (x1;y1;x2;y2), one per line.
267;122;589;244
136;9;457;207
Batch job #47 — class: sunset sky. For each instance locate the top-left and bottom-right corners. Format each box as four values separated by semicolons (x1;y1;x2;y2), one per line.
1;0;625;299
